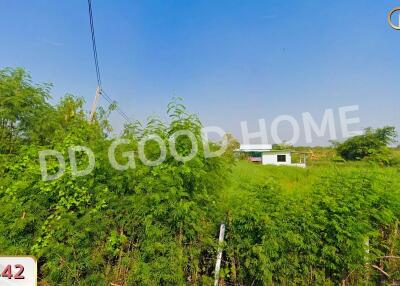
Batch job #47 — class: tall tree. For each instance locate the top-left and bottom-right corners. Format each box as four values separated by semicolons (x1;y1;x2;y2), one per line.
0;67;53;153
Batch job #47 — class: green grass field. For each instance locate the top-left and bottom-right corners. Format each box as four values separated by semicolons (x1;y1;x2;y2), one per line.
222;157;400;196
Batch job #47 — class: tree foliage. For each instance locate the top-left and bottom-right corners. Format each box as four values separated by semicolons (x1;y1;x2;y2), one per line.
336;126;397;164
0;68;230;285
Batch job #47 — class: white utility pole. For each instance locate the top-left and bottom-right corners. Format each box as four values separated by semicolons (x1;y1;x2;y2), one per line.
89;86;101;123
214;223;225;286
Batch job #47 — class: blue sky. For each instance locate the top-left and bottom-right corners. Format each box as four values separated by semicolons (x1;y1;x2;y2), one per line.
1;0;399;145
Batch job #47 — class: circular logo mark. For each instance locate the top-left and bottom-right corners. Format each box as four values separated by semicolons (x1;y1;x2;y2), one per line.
388;7;400;30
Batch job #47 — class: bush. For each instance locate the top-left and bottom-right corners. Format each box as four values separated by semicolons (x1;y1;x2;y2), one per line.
336;126;397;164
221;167;400;285
0;68;230;285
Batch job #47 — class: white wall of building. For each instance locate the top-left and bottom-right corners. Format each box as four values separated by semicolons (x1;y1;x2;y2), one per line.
262;151;292;166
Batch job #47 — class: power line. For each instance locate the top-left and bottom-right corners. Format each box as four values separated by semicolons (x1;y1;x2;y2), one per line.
102;90;132;123
87;0;102;87
87;0;132;124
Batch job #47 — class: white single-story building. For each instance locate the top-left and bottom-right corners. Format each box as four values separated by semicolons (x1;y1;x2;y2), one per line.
236;144;306;167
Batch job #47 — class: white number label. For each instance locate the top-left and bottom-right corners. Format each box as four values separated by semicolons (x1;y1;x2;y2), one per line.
0;257;36;286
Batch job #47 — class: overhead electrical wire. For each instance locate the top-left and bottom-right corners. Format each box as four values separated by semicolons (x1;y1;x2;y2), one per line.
87;0;102;88
87;0;132;124
102;90;132;123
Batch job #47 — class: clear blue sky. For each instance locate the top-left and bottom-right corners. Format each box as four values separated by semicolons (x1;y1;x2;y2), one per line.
1;0;399;145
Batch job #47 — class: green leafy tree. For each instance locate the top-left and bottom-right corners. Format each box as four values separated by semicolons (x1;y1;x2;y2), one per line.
0;68;230;285
0;67;55;153
336;126;397;162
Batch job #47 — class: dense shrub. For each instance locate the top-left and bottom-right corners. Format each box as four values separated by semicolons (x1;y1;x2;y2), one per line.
336;126;397;165
0;68;230;285
222;167;400;285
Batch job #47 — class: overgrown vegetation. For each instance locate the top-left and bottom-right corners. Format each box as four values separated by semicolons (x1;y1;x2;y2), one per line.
220;161;400;285
1;68;399;285
335;126;398;165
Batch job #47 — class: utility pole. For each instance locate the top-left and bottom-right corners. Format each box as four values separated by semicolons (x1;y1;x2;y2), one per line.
88;86;101;123
214;223;225;286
